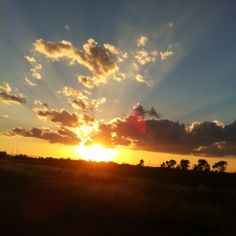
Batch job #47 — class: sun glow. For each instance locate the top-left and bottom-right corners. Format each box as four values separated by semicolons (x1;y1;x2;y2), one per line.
76;144;117;162
75;124;99;142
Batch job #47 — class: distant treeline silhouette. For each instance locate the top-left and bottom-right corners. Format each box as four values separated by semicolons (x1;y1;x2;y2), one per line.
159;158;227;172
1;150;228;173
137;157;228;172
136;157;228;173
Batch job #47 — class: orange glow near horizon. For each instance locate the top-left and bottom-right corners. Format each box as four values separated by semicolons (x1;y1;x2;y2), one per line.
76;143;117;162
1;136;236;172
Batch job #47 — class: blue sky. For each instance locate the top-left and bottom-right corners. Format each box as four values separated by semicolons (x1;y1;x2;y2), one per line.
1;0;236;125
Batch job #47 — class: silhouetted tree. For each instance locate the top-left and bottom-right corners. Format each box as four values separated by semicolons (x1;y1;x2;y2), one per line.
213;161;227;172
193;159;210;171
161;159;177;169
138;159;144;167
179;159;190;170
0;151;7;159
15;154;28;160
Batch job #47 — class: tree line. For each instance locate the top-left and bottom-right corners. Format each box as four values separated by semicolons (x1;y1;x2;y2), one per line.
138;158;228;172
0;151;229;173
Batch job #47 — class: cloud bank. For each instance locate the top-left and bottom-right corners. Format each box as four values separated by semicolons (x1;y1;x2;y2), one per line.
6;101;236;157
30;35;174;87
7;127;80;145
88;105;236;157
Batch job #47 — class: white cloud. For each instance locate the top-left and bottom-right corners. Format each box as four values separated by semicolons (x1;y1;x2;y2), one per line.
25;54;42;80
34;99;48;107
0;114;9;119
30;68;42;80
112;73;126;81
136;36;148;47
135;49;157;65
64;24;70;31
25;77;37;86
24;55;37;64
135;74;145;83
160;50;174;60
135;74;151;86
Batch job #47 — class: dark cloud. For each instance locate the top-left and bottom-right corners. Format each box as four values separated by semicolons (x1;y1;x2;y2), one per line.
5;98;236;157
193;121;236;156
71;97;106;113
82;114;95;123
7;127;80;145
225;121;236;141
0;82;26;105
0;92;26;104
192;141;236;157
132;103;160;119
71;99;88;112
89;105;236;157
59;85;106;114
187;121;225;146
34;108;79;127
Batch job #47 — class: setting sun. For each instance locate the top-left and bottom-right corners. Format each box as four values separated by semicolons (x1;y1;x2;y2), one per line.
76;144;117;162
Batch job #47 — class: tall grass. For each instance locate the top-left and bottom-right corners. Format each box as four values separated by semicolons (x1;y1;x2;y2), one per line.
0;155;236;235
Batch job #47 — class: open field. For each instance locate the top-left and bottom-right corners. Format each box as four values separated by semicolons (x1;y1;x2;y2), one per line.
0;155;236;235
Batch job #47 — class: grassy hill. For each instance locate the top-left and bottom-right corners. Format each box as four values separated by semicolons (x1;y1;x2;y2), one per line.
0;153;236;235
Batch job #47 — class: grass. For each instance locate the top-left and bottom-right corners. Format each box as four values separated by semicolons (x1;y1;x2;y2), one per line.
0;154;236;235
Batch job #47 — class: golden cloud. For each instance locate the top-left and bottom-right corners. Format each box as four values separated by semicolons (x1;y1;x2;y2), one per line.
33;38;125;77
0;82;12;92
135;49;157;65
62;86;88;100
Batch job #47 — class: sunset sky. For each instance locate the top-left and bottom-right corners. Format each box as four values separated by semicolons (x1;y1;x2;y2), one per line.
1;0;236;171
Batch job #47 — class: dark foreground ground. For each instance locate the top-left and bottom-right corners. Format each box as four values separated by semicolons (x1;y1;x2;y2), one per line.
0;156;236;236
